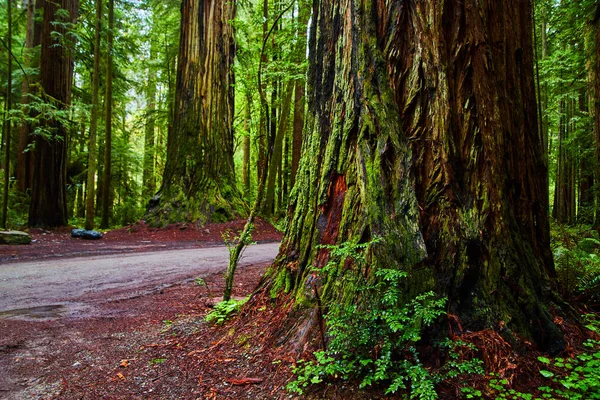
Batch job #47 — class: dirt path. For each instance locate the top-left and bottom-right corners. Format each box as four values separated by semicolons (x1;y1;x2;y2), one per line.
0;243;280;319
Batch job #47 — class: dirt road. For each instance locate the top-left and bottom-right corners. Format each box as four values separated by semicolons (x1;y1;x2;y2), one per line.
0;243;280;319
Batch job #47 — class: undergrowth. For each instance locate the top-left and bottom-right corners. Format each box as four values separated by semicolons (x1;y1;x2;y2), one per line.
287;238;482;399
205;297;249;325
551;223;600;300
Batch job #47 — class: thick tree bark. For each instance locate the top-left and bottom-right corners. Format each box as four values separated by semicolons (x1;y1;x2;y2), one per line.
147;0;244;225
100;0;114;229
84;0;103;230
29;0;78;227
268;0;564;353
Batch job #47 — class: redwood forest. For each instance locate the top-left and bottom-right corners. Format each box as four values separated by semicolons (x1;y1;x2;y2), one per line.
1;0;600;399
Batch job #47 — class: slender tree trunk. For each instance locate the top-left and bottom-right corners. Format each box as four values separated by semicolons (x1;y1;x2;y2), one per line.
1;0;13;228
84;0;103;230
142;34;157;200
100;0;114;229
29;0;78;227
264;83;293;217
16;0;39;194
242;96;252;196
257;0;269;193
148;0;245;225
266;0;564;353
290;0;309;188
593;5;600;228
578;90;593;223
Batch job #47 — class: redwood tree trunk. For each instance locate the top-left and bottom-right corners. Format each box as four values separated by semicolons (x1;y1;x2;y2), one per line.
29;0;78;227
142;36;158;200
148;0;244;225
84;0;103;230
100;0;114;229
16;0;41;193
593;5;600;227
269;0;564;353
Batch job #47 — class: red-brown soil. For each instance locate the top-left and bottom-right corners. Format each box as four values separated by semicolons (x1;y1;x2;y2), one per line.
0;219;296;399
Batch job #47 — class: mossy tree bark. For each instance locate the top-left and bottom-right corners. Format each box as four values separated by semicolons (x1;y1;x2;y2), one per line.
29;0;78;227
147;0;245;225
269;0;564;353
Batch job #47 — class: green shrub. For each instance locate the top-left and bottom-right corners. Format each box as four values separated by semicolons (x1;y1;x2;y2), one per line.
287;238;452;398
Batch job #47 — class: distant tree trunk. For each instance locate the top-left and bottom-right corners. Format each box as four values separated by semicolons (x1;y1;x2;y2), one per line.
593;5;600;227
148;0;244;225
142;35;157;200
266;0;564;353
84;0;103;230
264;83;293;217
578;91;594;223
553;98;576;224
100;0;114;229
29;0;78;227
290;0;309;188
282;131;289;202
257;0;269;193
1;0;14;228
16;0;40;194
242;96;252;196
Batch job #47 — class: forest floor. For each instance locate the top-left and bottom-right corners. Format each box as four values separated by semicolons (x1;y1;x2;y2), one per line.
0;219;315;400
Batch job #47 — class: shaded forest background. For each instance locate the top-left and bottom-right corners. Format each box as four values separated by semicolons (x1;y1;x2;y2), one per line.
0;0;599;233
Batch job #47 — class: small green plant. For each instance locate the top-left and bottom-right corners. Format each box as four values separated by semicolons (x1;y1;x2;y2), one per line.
195;277;206;286
148;358;167;365
535;338;600;399
288;238;448;398
206;297;249;325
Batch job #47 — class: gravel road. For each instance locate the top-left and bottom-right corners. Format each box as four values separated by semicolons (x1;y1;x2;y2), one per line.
0;243;280;318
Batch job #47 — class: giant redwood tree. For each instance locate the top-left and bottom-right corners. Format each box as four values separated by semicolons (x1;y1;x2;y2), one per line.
147;0;245;225
28;0;78;227
268;0;565;352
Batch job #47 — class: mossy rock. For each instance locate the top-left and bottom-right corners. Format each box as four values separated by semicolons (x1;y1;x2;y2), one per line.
0;231;32;245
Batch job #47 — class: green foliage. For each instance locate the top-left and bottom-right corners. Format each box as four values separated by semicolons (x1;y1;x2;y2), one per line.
0;181;29;228
551;224;600;299
288;238;454;398
205;297;249;325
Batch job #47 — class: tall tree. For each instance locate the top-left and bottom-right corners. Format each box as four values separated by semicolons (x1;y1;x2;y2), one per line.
100;0;114;229
268;0;564;352
593;4;600;227
142;32;158;200
147;0;244;225
28;0;78;227
84;0;103;230
1;0;13;229
291;0;309;188
16;0;42;194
